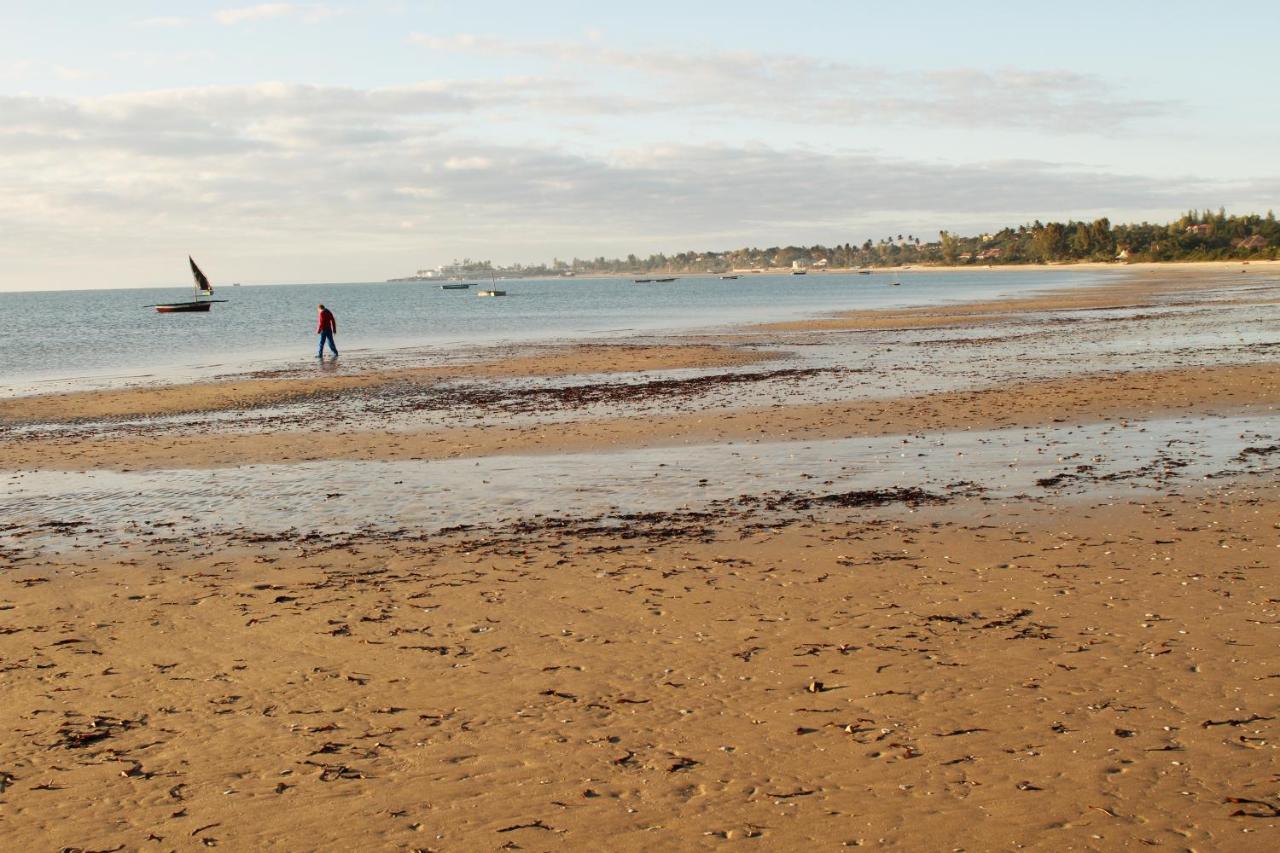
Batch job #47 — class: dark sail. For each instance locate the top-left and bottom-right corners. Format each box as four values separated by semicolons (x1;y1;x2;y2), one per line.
189;256;212;293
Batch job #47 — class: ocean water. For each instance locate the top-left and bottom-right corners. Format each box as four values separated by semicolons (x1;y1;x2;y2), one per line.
0;270;1109;393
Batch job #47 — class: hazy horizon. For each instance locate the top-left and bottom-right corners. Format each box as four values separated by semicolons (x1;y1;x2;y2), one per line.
3;1;1277;292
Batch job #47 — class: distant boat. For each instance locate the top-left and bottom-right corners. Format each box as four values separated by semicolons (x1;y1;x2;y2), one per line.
720;274;739;280
857;270;872;275
634;278;654;283
791;269;807;276
654;277;677;282
478;270;506;296
148;257;228;313
441;283;472;290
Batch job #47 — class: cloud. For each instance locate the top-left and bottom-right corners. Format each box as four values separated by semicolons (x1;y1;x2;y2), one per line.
214;4;341;25
135;16;189;28
215;4;297;25
444;156;492;171
0;78;1264;289
410;33;1173;133
0;86;1237;242
51;64;94;81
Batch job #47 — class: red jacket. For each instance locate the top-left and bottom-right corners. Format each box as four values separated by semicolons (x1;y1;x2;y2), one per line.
317;308;336;334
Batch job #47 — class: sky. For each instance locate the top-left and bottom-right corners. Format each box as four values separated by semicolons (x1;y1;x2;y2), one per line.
1;1;1277;291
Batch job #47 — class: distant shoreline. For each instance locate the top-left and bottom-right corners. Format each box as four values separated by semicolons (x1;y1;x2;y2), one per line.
390;257;1278;283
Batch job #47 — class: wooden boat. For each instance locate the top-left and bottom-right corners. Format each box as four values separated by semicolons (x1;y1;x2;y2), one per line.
654;277;677;282
149;257;228;313
156;301;213;313
441;283;472;290
720;274;739;280
634;278;654;283
478;271;506;296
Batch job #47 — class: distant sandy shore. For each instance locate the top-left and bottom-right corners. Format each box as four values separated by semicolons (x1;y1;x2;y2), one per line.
1;263;1277;850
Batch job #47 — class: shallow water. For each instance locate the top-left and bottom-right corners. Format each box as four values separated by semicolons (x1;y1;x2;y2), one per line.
0;270;1109;394
4;414;1274;549
11;282;1275;443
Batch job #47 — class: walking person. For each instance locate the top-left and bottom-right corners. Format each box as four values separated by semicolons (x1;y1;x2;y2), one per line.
316;303;338;358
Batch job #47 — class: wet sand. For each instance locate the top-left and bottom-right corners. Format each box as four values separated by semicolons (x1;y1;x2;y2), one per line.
1;361;1274;471
0;343;771;425
1;265;1278;849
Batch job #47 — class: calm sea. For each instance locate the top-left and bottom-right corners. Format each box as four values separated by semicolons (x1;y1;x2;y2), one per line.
0;270;1109;394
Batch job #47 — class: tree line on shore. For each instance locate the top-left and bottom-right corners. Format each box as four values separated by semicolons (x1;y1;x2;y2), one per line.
438;209;1278;276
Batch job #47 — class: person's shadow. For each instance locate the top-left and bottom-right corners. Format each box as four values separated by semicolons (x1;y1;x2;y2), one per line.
316;357;343;373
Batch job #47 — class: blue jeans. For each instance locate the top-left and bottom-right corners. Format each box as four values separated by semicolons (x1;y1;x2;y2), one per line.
318;330;338;357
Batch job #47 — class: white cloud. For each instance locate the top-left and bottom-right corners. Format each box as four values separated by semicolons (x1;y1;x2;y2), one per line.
444;156;492;170
215;4;298;25
0;84;1244;247
410;33;1173;133
51;64;93;81
0;74;1265;289
214;4;342;25
135;16;188;28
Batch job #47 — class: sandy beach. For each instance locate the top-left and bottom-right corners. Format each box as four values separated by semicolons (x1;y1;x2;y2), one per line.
2;265;1277;850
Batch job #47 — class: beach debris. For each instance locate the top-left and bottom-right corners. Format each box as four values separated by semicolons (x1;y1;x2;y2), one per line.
52;715;145;749
1201;714;1273;728
1225;797;1280;818
497;819;554;833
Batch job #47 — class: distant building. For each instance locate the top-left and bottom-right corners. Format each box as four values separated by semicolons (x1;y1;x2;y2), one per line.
1233;235;1269;249
1185;223;1213;237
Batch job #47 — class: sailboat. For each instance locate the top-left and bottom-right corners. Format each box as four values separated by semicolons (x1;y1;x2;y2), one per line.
149;257;228;313
477;269;506;297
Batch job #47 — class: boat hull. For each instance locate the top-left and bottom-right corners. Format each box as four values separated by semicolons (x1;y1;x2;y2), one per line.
155;301;213;313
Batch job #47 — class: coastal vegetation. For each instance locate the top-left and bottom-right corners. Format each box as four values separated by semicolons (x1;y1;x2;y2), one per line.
421;210;1278;278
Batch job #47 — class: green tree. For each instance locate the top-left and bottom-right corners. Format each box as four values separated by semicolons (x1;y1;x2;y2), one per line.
939;230;960;264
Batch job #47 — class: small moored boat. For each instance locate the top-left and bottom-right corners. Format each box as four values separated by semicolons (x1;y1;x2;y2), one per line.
149;257;228;313
477;289;506;297
441;283;472;290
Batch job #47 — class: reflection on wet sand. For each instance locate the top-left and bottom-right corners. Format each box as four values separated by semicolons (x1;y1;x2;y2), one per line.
3;414;1277;549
